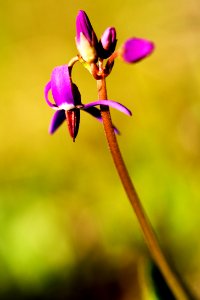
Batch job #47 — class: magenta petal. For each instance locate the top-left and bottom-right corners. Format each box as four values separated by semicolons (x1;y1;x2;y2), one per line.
51;65;75;109
83;100;132;116
122;38;154;63
83;106;120;134
44;81;58;109
49;110;66;134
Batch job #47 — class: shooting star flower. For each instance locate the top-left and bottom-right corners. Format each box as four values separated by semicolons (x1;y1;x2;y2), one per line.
45;65;132;141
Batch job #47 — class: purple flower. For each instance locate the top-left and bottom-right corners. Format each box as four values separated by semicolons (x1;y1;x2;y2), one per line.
99;27;117;59
45;65;132;141
120;38;154;63
75;10;98;63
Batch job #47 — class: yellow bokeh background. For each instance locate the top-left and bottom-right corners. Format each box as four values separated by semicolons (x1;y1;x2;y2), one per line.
0;0;200;298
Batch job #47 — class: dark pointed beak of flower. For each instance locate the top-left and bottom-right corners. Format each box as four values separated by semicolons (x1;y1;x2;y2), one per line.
45;63;132;140
99;27;117;59
120;38;154;63
45;64;83;141
66;109;80;142
75;10;98;63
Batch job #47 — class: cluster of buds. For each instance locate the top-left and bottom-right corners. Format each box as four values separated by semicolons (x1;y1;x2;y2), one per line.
75;10;154;77
76;11;117;64
44;10;154;141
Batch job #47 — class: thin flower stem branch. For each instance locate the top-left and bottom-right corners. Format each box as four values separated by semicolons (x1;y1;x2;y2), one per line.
68;56;80;70
97;77;190;300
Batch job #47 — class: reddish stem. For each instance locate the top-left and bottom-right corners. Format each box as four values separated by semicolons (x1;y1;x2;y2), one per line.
97;77;190;300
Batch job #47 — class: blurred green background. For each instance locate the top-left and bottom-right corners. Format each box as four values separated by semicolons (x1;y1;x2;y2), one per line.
0;0;200;299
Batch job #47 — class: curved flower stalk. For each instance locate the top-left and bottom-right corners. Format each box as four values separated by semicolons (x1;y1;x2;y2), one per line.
45;65;131;141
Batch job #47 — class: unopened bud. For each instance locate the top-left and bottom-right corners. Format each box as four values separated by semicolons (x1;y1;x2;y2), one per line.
75;10;98;63
119;37;154;63
99;27;117;59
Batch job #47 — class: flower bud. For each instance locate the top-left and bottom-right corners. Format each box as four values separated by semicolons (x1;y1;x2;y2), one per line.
75;10;98;63
98;27;117;59
120;37;154;63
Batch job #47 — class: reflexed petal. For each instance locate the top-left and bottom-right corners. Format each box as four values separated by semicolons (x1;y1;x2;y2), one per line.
83;100;132;116
49;110;66;134
83;106;120;134
51;65;75;109
121;38;154;63
44;81;58;109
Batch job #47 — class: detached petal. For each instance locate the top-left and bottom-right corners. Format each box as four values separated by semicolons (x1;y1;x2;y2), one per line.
51;65;75;110
49;110;66;134
120;38;154;63
83;106;120;134
83;100;132;116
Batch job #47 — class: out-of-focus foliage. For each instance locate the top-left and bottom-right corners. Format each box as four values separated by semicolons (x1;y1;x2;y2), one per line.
0;0;200;298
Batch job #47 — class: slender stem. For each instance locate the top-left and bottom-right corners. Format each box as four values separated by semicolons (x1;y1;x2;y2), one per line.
97;77;190;300
68;55;79;70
